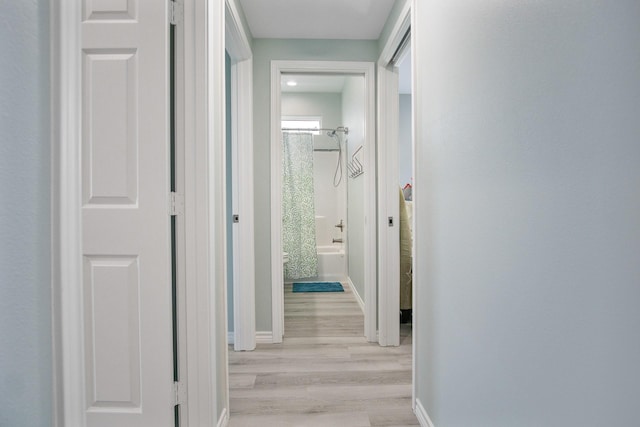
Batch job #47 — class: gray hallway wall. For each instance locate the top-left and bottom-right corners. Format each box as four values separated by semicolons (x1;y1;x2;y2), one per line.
413;1;640;425
0;2;52;426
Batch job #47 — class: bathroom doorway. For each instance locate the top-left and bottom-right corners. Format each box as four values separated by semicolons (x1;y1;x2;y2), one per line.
270;61;377;343
280;74;358;338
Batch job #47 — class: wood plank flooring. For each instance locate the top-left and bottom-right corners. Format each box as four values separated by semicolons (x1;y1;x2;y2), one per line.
228;282;418;426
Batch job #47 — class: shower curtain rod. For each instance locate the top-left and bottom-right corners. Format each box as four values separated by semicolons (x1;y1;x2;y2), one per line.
281;126;349;135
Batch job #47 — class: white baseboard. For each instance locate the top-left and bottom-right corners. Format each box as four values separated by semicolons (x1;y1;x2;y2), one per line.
415;398;435;427
232;331;277;345
347;277;365;314
216;407;229;427
256;331;273;344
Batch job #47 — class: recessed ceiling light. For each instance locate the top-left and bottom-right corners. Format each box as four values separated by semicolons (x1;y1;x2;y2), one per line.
286;80;297;87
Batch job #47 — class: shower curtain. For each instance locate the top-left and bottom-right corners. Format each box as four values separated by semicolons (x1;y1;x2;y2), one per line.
282;132;318;279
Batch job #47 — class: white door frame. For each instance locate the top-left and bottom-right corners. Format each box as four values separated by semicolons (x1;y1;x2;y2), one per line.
376;0;417;409
376;64;401;347
52;2;84;424
225;0;256;352
53;1;227;425
377;1;411;348
270;61;378;343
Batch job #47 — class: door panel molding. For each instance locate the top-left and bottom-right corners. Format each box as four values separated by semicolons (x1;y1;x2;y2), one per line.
55;1;228;425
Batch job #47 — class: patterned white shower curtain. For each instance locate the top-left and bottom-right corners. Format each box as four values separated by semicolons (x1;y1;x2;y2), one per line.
282;132;318;279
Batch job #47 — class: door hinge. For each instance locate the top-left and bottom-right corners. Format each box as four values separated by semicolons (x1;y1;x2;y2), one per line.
169;192;184;216
173;381;186;406
169;0;183;26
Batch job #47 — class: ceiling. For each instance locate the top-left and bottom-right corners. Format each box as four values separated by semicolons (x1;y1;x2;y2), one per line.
240;0;413;96
238;0;397;40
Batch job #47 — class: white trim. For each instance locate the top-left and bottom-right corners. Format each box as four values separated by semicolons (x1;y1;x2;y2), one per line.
271;60;377;343
362;63;378;344
182;0;226;424
270;62;285;343
229;55;256;351
346;277;365;315
51;5;62;423
56;1;85;425
379;0;412;66
217;407;230;427
377;0;412;351
376;64;401;347
208;0;228;422
229;331;275;345
224;0;251;61
410;0;418;411
173;7;190;425
256;331;274;344
415;399;435;427
226;0;256;352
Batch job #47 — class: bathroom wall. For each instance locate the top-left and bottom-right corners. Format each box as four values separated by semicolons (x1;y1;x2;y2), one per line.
0;1;53;426
342;76;366;301
281;92;346;246
253;39;378;331
414;0;640;425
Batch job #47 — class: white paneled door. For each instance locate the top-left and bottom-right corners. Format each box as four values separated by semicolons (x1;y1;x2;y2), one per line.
81;1;174;426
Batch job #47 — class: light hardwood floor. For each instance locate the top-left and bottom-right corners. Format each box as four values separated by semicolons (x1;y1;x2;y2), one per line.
228;282;418;426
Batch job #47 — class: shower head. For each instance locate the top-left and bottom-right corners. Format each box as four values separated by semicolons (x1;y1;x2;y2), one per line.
327;130;336;137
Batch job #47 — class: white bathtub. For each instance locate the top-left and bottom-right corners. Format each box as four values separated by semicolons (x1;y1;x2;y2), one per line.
315;244;346;281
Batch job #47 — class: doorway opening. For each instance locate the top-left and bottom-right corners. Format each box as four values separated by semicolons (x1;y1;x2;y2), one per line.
270;62;377;343
279;73;363;338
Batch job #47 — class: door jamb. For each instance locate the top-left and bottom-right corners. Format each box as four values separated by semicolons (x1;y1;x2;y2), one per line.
53;1;84;425
376;65;401;347
377;0;411;349
270;60;377;343
181;0;226;424
225;0;256;352
377;0;415;405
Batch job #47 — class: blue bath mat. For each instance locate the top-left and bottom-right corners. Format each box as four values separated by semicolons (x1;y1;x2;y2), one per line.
292;282;344;293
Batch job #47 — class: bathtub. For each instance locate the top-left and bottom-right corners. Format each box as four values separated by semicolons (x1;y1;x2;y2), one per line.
315;244;346;281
